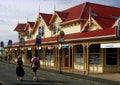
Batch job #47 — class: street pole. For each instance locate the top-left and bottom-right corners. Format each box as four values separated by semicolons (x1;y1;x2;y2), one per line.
59;52;62;74
59;43;62;74
58;30;64;74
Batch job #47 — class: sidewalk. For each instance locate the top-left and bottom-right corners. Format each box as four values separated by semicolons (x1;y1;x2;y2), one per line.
39;67;120;85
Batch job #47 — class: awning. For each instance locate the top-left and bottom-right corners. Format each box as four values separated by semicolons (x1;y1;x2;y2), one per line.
101;43;120;48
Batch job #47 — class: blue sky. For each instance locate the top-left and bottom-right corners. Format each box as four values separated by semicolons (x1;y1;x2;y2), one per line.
0;0;120;44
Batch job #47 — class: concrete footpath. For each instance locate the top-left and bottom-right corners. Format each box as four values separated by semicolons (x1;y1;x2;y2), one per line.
39;68;120;85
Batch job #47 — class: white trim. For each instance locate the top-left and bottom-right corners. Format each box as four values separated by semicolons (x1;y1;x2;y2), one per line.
65;34;116;42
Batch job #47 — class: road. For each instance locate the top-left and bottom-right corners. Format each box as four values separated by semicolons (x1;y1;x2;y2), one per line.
0;62;107;85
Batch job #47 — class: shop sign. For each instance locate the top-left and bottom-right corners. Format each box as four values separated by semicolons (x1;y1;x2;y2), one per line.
28;48;31;50
61;45;69;49
19;38;25;46
0;41;4;47
116;20;120;37
14;48;17;50
48;46;54;50
101;43;120;48
37;47;41;50
36;35;41;45
58;31;65;42
8;40;12;46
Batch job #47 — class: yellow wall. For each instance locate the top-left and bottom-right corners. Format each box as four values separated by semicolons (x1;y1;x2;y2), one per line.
63;24;81;34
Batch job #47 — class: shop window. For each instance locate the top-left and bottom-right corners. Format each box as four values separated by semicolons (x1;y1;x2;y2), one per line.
106;48;117;65
14;50;18;58
27;49;32;59
75;45;83;64
46;49;53;62
89;44;100;64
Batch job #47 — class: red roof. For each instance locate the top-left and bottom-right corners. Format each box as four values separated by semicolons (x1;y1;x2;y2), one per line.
14;23;26;31
42;36;57;43
40;13;52;26
62;2;120;20
93;16;116;29
62;2;85;22
55;11;69;21
65;28;116;40
28;22;35;28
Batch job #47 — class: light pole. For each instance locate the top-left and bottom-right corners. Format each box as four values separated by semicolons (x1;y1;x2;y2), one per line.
35;34;41;65
8;40;12;63
0;41;4;61
19;38;25;59
58;30;65;74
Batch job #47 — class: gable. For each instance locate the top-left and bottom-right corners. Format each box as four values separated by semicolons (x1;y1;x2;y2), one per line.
50;12;62;25
81;17;102;33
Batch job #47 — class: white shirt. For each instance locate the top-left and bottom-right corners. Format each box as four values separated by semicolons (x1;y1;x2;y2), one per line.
31;57;39;67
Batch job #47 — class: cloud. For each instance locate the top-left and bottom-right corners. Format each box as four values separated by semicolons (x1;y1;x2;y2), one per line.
0;0;120;43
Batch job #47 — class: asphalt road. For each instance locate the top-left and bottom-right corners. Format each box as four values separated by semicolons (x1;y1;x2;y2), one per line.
0;62;107;85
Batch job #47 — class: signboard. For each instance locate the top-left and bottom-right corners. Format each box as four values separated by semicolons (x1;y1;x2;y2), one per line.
116;20;120;37
0;41;4;47
58;31;65;42
48;46;54;50
36;35;41;45
28;48;31;50
101;43;120;48
8;40;12;46
19;38;25;46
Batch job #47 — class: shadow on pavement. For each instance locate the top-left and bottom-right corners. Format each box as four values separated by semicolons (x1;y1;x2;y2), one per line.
13;79;67;85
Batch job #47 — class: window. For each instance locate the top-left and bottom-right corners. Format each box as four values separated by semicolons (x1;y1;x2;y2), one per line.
106;48;117;65
53;23;59;35
27;30;32;39
89;44;100;64
90;12;97;17
38;26;44;36
18;32;21;39
112;15;118;20
75;45;83;64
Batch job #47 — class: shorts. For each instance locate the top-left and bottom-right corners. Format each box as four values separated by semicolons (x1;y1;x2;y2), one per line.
32;67;38;72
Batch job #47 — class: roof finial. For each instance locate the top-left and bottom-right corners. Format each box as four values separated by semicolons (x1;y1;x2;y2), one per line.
18;20;19;24
54;4;56;12
27;17;29;23
39;5;40;14
38;5;41;21
88;6;92;26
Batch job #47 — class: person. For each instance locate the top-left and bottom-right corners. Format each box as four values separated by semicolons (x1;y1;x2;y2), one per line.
31;54;40;81
16;55;25;81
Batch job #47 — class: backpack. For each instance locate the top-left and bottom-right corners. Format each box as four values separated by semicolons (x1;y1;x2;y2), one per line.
33;57;39;66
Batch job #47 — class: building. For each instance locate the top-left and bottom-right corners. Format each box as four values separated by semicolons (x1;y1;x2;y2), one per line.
4;2;120;74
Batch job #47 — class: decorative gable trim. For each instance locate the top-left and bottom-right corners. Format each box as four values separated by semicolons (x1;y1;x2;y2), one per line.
81;16;103;33
112;17;120;28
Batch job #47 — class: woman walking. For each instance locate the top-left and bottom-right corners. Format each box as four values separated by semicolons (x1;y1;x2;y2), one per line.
31;54;40;81
16;55;25;81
